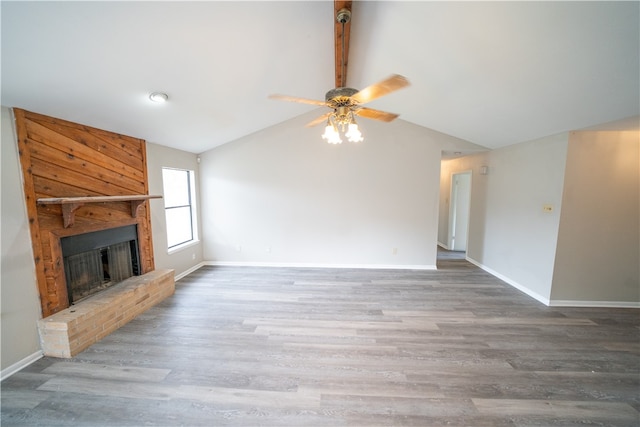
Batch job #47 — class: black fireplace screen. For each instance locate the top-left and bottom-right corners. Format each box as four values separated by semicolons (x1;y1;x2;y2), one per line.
61;225;140;304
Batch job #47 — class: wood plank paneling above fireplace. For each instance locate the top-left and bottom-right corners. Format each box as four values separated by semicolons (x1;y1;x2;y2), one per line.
14;109;157;317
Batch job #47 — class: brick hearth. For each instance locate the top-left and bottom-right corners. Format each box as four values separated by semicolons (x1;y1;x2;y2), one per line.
37;269;175;358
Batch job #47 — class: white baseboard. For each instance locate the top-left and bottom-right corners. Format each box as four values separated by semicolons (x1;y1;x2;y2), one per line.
1;350;43;381
548;300;640;308
175;262;207;281
465;256;551;306
203;261;437;271
465;257;640;308
437;242;450;250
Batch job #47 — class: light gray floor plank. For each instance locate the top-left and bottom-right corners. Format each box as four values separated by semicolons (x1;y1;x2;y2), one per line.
41;362;171;382
473;398;639;421
2;254;639;426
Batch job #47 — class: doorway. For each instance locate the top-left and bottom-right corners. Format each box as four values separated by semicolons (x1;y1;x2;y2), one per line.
448;171;472;253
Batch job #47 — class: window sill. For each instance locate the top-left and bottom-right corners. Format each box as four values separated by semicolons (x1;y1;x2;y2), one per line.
167;239;200;255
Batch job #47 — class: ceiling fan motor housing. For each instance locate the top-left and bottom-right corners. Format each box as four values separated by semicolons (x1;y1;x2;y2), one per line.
325;87;359;107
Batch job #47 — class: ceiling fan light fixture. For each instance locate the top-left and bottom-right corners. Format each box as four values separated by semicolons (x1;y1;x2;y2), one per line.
322;119;342;144
321;111;363;144
345;122;363;143
267;5;409;147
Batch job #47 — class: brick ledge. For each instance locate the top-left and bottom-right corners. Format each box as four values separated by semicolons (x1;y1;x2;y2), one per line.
37;269;175;358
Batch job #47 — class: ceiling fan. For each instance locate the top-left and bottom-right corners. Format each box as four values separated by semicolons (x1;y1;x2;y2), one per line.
268;1;410;144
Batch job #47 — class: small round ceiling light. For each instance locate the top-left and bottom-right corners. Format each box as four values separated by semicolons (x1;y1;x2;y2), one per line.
149;92;169;103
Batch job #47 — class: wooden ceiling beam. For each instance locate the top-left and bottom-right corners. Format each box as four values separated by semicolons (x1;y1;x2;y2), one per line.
334;0;352;88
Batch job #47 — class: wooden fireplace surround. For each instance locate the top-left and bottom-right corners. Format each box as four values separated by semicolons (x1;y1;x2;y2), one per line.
14;109;160;317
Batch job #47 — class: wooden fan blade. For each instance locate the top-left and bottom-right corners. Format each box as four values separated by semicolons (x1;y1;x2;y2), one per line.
268;94;328;107
351;74;410;104
356;107;399;122
306;112;332;127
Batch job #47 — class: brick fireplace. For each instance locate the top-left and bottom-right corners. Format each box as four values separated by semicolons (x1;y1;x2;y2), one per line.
36;222;175;358
14;108;175;357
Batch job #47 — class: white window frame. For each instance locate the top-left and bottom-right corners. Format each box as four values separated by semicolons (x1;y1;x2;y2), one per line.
162;167;198;253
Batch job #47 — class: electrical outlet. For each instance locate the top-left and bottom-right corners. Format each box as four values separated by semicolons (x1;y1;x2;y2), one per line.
236;245;242;252
191;253;196;260
392;247;398;255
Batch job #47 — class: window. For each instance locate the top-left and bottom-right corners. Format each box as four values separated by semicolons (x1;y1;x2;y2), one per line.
162;168;197;250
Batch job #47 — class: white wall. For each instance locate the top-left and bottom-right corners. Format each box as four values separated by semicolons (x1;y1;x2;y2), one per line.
146;142;203;279
440;133;569;303
1;107;43;375
441;130;639;306
551;131;639;305
199;110;469;269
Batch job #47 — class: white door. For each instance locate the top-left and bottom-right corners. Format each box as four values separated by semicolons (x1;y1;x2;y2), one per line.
449;171;472;251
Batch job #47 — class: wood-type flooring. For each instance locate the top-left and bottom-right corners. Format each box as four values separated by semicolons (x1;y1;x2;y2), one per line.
2;254;639;426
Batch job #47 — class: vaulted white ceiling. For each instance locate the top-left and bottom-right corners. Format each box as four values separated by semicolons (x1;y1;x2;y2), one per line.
2;1;638;154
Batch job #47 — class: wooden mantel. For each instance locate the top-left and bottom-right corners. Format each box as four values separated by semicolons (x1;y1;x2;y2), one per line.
37;195;163;228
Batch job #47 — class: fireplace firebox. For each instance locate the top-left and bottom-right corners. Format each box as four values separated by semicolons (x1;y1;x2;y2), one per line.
61;225;140;304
